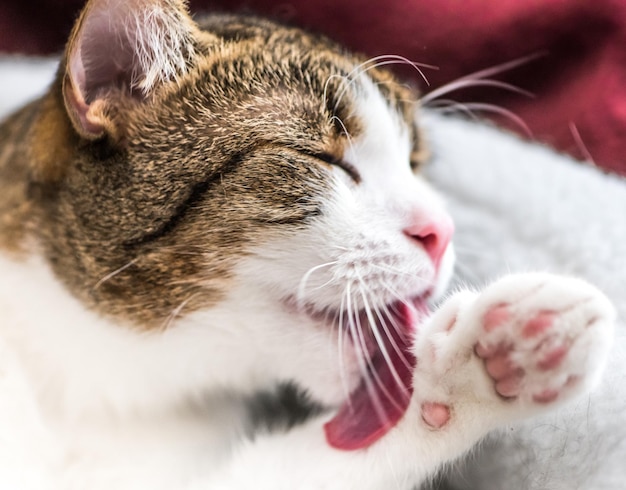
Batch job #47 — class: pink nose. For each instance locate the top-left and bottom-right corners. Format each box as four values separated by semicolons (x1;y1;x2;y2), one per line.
404;214;454;269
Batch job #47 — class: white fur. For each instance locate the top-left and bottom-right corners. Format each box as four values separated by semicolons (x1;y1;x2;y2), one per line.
0;58;622;489
127;1;196;92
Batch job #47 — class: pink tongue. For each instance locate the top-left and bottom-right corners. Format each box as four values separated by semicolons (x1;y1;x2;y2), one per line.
323;309;418;450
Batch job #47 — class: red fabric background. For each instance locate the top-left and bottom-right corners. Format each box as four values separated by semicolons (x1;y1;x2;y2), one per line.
1;1;625;175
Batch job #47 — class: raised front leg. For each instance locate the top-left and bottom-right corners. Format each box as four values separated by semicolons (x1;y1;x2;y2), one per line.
203;273;615;490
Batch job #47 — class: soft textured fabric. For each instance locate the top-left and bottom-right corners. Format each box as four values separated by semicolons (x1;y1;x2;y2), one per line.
0;0;625;175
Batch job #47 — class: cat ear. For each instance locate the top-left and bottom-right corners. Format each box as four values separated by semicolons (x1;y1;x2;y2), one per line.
62;0;198;139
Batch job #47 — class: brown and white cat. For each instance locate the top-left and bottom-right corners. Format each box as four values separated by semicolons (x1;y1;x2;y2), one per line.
0;0;615;488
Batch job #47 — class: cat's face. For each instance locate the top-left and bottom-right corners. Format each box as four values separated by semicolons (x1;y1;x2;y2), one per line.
29;0;454;444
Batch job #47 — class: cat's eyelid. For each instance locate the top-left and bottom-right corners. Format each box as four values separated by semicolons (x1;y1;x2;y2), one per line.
311;152;362;184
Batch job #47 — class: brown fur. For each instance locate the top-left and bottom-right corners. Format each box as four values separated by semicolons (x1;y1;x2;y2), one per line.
0;3;424;329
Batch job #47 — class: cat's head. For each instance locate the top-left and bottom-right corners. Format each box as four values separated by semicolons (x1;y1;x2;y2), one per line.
29;0;454;447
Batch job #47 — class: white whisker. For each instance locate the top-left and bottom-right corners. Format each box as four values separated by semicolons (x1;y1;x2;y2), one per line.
425;99;484;121
436;101;532;136
374;302;413;373
93;257;140;290
358;282;409;404
333;244;351;252
379;281;416;337
333;54;436;113
330;112;361;173
356;271;413;374
296;261;338;306
369;262;412;277
346;282;389;424
569;122;595;164
370;262;430;281
160;293;198;331
422;78;533;106
378;299;414;355
321;72;346;113
452;52;546;84
330;115;354;146
345;282;369;381
421;53;544;136
337;289;354;408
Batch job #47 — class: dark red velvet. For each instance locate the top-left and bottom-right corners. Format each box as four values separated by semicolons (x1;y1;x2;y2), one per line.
1;1;624;175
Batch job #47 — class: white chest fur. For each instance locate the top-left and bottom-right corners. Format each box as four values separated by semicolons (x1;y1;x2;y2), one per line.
0;254;246;489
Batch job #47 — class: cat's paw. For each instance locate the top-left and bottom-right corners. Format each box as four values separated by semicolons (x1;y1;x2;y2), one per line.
471;274;614;406
412;273;615;429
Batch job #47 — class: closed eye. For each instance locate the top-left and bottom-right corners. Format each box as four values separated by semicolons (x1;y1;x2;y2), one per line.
313;152;361;184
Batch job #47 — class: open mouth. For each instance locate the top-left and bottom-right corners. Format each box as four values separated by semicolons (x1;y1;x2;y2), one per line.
323;296;430;451
290;294;430;451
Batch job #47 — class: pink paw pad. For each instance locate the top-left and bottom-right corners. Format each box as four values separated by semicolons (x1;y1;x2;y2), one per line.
483;304;510;331
495;373;524;398
532;389;560;404
522;311;556;338
421;402;450;429
474;341;499;358
485;352;517;379
537;345;569;370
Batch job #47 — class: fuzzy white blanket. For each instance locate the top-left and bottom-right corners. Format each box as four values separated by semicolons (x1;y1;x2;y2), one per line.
423;111;626;489
1;57;625;489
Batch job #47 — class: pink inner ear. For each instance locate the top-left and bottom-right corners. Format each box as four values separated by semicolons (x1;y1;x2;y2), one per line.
70;8;138;105
64;71;107;137
64;0;195;137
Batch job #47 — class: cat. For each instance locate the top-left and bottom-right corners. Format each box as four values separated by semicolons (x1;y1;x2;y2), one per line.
0;0;616;489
